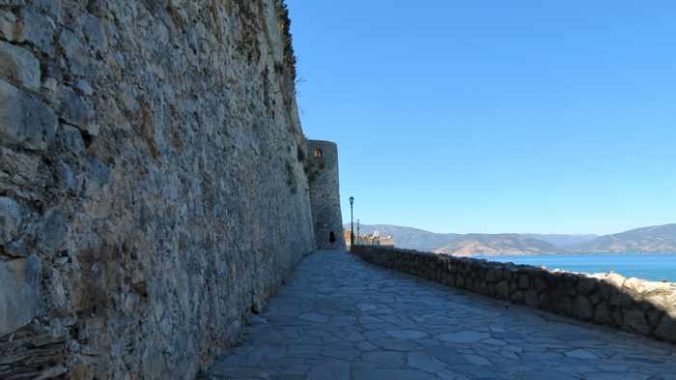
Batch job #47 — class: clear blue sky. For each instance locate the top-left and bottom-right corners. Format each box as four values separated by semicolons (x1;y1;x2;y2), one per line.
286;1;676;235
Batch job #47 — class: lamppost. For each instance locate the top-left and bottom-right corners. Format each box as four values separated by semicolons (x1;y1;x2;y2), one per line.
349;196;355;249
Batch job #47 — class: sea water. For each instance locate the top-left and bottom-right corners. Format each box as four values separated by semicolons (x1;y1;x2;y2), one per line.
477;253;676;282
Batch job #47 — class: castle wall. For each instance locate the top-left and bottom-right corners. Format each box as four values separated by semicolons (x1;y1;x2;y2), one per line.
307;140;345;250
353;245;676;344
0;1;315;378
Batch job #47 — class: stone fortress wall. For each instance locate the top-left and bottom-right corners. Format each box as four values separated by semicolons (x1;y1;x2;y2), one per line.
0;0;336;378
307;140;345;250
353;246;676;344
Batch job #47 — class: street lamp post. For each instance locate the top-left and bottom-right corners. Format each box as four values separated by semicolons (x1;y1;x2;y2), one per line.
349;196;355;250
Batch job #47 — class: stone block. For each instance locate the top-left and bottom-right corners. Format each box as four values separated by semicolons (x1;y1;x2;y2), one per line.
576;276;598;294
602;272;626;288
74;79;93;96
559;274;578;296
654;315;676;343
0;41;40;90
57;124;86;154
517;274;529;289
0;256;41;336
0;10;22;42
35;209;67;253
485;268;498;282
495;280;509;299
551;295;573;316
645;307;663;330
534;276;548;292
18;9;55;55
0;196;22;245
573;295;593;321
0;79;57;150
502;266;514;281
5;239;28;257
59;87;95;134
609;288;634;308
510;290;524;304
57;161;77;193
610;307;623;327
82;14;107;52
594;302;610;324
622;308;650;335
58;28;88;76
589;291;601;305
524;289;539;306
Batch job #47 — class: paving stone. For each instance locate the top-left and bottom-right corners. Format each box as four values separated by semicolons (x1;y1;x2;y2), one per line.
356;341;378;352
436;369;472;380
385;329;428;339
583;373;652;380
201;251;676;379
320;344;360;361
209;366;271;379
352;368;431;380
514;370;579;380
463;353;492;366
361;351;406;368
483;338;508;346
356;303;378;312
438;331;490;343
499;350;520;360
406;351;448;373
369;337;420;352
299;312;329;323
306;359;349;380
564;349;600;360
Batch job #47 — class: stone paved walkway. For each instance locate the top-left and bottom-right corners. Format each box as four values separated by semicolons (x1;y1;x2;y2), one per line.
203;251;676;380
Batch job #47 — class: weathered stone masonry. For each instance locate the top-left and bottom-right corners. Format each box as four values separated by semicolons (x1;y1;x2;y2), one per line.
0;1;337;378
307;140;345;250
353;246;676;344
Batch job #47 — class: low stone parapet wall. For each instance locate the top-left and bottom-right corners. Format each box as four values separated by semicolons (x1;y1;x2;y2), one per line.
351;246;676;344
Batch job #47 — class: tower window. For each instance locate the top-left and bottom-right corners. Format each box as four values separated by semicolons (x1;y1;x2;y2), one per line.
313;148;323;158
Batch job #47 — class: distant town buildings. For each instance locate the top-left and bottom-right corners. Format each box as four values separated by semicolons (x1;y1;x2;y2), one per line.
345;230;395;249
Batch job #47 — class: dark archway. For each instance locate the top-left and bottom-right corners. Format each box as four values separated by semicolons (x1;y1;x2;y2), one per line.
329;231;336;244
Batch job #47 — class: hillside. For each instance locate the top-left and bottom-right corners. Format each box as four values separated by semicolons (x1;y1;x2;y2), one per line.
433;234;559;256
523;234;598;248
344;224;459;251
572;224;676;253
352;223;676;255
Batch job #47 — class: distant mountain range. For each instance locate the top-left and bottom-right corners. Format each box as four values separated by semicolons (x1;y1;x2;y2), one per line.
569;224;676;254
347;223;676;256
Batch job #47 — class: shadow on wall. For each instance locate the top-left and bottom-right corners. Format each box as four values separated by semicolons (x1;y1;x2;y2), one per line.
352;245;676;344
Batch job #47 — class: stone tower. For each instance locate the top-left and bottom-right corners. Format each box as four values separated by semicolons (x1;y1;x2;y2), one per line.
307;140;345;250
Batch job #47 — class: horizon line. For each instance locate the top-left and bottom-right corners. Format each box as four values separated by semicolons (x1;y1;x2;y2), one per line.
341;222;676;237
